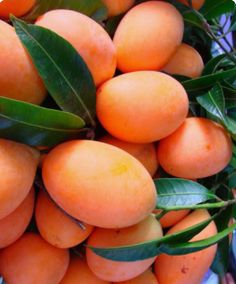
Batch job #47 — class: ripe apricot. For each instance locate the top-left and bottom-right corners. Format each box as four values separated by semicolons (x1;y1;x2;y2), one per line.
177;0;205;10
154;209;190;228
36;9;116;86
0;232;69;284
162;43;204;78
0;0;35;18
118;268;158;283
0;188;34;249
35;189;94;249
0;20;46;104
61;255;110;284
102;0;135;17
113;1;184;72
158;117;232;179
0;139;39;219
43;140;157;229
99;134;158;176
97;71;189;143
86;215;163;282
155;209;217;284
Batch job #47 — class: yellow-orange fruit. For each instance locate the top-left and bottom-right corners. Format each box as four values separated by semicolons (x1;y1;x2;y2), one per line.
177;0;205;10
97;71;189;143
86;215;163;282
0;188;34;249
0;0;36;18
158;117;232;179
162;43;204;78
118;268;158;283
61;255;110;284
0;139;39;219
102;0;135;17
113;1;184;72
35;189;94;249
99;134;158;176
154;209;190;228
36;9;116;86
155;210;217;284
0;232;69;284
0;20;46;104
43;140;157;229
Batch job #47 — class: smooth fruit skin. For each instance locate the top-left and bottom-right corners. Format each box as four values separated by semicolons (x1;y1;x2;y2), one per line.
0;0;36;18
0;20;46;104
0;139;39;219
162;43;204;78
35;189;94;249
102;0;135;17
155;210;217;284
43;140;157;229
99;134;158;176
36;9;116;86
97;71;189;143
0;233;69;284
177;0;205;10
154;209;190;228
118;269;159;283
60;255;110;284
113;1;184;72
158;117;232;179
0;188;34;249
86;215;163;282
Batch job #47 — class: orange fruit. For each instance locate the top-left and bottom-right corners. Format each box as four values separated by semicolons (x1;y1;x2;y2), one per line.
158;117;232;179
97;71;188;143
177;0;205;10
118;268;158;283
0;0;36;19
102;0;135;17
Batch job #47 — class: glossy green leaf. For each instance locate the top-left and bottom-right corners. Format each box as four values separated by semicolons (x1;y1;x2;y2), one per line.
0;96;86;147
183;11;203;29
200;0;234;20
202;54;226;76
223;87;236;109
182;68;236;94
155;178;218;210
162;222;236;255
11;17;96;127
89;213;218;261
196;84;227;123
23;0;107;22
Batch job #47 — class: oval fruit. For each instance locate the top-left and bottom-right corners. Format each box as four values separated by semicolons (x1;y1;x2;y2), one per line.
155;210;217;284
0;0;35;18
0;139;39;219
102;0;135;17
86;215;163;282
97;71;189;143
154;209;190;228
35;189;94;248
42;140;157;228
162;43;204;78
0;232;69;284
99;134;158;176
118;269;158;283
177;0;205;10
113;1;184;72
61;255;110;284
158;117;232;179
0;20;46;104
0;188;34;249
36;9;116;86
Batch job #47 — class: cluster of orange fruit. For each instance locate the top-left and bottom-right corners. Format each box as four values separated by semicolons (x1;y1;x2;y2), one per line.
0;0;233;283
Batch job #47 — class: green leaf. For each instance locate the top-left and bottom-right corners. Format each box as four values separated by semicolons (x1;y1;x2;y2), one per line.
222;87;236;109
183;11;204;29
155;178;218;210
162;222;236;255
23;0;107;22
11;16;96;127
0;96;86;147
182;68;236;94
196;84;227;123
88;213;218;261
202;54;226;76
200;0;234;20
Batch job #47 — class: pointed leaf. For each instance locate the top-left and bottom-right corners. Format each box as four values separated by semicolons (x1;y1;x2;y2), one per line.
11;16;96;127
0;96;86;147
